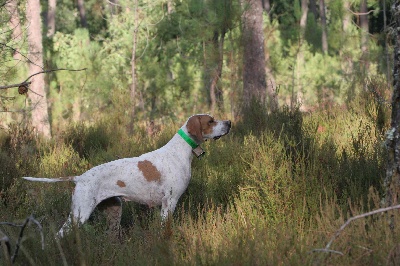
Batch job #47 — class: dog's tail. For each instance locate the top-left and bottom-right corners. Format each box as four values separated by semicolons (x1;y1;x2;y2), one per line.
22;176;75;183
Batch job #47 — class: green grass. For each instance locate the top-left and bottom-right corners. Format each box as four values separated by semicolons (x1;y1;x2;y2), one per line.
0;103;396;265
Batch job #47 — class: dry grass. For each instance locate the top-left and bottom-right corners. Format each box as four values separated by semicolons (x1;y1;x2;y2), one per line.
0;103;395;265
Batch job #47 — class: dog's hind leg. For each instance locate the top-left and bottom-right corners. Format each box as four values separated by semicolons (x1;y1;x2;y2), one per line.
57;186;98;237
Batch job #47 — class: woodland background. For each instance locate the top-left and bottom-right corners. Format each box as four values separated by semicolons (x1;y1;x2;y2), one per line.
0;0;399;265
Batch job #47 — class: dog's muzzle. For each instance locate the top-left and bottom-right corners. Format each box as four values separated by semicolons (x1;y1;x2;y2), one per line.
213;120;231;140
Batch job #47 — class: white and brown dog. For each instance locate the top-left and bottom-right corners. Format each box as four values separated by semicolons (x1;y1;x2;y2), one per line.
23;114;231;237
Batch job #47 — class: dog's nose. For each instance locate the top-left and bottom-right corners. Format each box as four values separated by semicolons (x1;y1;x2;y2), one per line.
226;120;232;129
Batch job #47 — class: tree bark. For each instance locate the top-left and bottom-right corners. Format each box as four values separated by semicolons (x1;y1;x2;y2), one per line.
300;0;309;31
265;50;278;112
209;31;225;113
26;0;51;138
241;0;267;106
5;0;23;61
383;0;391;83
319;0;328;53
296;0;309;111
77;0;87;28
309;0;318;21
360;0;369;70
129;0;138;134
262;0;270;14
342;0;351;32
385;0;400;208
167;0;174;14
46;0;56;37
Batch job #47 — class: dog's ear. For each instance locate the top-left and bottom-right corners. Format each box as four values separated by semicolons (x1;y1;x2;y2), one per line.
187;116;204;143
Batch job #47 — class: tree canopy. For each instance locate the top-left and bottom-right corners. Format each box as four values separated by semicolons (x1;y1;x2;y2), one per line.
0;0;393;132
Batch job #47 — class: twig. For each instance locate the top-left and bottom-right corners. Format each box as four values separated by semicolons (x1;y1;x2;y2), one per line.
346;7;377;16
22;68;87;84
0;215;44;264
311;204;400;255
0;229;11;263
0;68;87;90
310;248;344;255
0;42;38;68
0;81;31;90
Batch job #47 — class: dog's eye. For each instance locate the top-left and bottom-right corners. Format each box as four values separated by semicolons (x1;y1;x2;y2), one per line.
208;120;214;124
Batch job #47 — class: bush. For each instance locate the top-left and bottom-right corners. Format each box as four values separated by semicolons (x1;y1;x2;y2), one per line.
62;122;111;159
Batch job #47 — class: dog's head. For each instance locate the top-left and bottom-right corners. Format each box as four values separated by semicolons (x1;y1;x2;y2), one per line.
186;114;231;143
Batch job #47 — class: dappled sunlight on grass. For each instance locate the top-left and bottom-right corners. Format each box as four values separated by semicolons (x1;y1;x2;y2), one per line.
0;104;394;265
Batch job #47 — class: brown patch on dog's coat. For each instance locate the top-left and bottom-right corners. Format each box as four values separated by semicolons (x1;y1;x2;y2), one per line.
138;160;161;182
116;180;126;187
187;114;216;142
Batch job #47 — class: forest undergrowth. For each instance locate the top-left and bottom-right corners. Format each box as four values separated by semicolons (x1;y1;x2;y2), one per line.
0;100;398;265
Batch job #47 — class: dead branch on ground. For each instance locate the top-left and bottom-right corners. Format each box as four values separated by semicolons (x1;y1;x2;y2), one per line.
0;215;44;264
310;204;400;256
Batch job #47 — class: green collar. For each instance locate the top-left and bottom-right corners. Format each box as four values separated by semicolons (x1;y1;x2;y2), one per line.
177;128;198;149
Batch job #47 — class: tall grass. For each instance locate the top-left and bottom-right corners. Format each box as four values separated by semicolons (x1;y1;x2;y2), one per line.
0;103;395;265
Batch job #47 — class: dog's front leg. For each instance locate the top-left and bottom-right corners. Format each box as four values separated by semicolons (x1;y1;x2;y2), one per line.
161;195;178;221
161;195;178;238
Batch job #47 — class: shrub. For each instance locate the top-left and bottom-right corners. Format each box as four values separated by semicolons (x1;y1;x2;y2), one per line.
62;122;111;159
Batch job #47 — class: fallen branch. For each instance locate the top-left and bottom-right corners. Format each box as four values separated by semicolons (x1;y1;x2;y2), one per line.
0;230;11;264
311;204;400;255
0;215;44;264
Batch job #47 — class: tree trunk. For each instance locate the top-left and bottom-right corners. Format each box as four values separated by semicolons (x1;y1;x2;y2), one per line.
340;0;353;81
309;0;318;21
108;0;119;17
300;0;309;31
383;0;390;83
319;0;328;53
209;31;225;113
262;0;270;14
360;0;369;71
342;0;351;32
129;0;138;134
77;0;87;28
384;0;400;208
265;50;278;112
241;0;267;106
296;0;309;111
26;0;51;138
167;0;174;14
46;0;56;37
5;0;23;61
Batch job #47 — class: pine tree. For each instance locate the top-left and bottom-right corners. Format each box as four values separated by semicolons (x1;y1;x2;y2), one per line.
26;0;51;137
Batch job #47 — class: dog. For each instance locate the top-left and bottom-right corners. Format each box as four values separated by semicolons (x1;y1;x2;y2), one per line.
23;114;231;237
